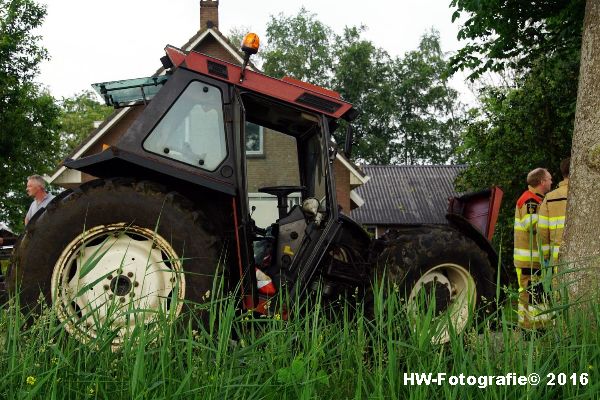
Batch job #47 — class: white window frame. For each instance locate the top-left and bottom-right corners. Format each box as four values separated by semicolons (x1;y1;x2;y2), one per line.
246;124;264;156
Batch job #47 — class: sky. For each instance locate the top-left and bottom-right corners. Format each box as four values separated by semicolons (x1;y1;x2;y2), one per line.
35;0;472;102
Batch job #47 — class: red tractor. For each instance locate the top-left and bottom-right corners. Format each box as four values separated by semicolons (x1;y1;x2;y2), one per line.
6;35;500;346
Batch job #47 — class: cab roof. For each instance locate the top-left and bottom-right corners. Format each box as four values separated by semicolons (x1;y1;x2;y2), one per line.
164;45;357;121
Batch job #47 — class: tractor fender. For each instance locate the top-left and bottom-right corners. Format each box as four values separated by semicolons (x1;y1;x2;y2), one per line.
65;147;236;197
335;213;372;252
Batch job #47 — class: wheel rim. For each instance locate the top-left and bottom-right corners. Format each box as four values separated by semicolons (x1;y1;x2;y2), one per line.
407;263;476;344
51;223;186;347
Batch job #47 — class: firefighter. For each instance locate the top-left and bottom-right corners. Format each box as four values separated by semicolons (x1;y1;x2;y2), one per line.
514;167;552;329
538;158;569;265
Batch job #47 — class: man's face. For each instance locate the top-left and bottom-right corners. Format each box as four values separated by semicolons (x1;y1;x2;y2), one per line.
26;180;42;198
540;172;553;194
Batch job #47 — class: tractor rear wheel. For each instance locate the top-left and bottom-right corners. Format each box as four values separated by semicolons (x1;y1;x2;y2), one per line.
8;178;223;348
375;225;496;344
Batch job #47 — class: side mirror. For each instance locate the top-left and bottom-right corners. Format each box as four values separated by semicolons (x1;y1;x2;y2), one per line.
344;124;353;158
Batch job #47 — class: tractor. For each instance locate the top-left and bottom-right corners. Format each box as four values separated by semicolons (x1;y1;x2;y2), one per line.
5;34;500;346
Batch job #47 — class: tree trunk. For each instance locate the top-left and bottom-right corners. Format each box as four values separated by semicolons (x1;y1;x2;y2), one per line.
561;0;600;302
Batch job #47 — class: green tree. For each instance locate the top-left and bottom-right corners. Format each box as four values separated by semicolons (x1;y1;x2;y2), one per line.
0;0;61;232
450;0;585;79
58;90;113;160
262;8;334;87
456;53;578;272
332;26;396;163
392;30;464;164
450;1;584;270
262;10;463;165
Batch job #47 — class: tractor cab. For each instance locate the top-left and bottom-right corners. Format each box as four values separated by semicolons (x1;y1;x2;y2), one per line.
70;35;367;309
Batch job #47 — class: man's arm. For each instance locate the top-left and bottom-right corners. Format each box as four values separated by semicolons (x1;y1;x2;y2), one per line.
537;199;551;262
513;205;523;268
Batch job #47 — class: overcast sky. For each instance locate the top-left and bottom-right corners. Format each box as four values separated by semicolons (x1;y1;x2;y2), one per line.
36;0;472;101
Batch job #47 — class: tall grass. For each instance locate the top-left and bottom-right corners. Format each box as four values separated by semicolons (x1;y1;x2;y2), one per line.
1;271;598;400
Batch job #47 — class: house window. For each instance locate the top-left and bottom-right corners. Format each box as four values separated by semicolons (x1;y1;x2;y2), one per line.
246;122;264;156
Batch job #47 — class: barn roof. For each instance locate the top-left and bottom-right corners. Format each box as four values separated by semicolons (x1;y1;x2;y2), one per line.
351;165;466;225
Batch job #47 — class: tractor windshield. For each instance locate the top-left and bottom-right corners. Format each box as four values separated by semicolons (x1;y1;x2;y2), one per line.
92;75;170;108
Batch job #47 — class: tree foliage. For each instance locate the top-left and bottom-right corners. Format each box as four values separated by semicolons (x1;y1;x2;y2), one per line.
0;0;61;232
58;90;113;160
457;54;577;263
450;0;585;79
261;10;464;165
391;31;464;164
262;8;334;87
331;26;396;163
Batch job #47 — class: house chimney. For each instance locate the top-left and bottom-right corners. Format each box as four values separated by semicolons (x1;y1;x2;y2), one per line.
200;0;219;30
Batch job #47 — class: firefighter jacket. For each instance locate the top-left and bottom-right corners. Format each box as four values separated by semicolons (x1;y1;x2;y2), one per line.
514;186;544;269
538;179;568;264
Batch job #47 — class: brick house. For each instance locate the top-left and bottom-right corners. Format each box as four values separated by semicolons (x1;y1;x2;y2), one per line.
49;0;368;227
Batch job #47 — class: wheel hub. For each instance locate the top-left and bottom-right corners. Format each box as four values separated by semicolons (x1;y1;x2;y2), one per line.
51;223;186;348
110;275;133;297
422;280;452;316
407;263;476;344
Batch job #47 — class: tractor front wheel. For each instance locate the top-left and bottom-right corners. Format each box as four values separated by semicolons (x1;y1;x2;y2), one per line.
9;178;223;348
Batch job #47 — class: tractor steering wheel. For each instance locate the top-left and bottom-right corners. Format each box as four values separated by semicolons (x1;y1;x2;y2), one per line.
258;186;306;220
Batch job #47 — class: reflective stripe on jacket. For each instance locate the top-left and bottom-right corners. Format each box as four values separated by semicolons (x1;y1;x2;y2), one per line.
538;179;568;263
514;187;544;269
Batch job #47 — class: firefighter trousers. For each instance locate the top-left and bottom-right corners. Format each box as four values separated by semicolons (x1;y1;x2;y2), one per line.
516;268;554;329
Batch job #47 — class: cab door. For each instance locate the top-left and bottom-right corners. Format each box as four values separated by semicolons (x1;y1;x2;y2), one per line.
231;88;256;304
